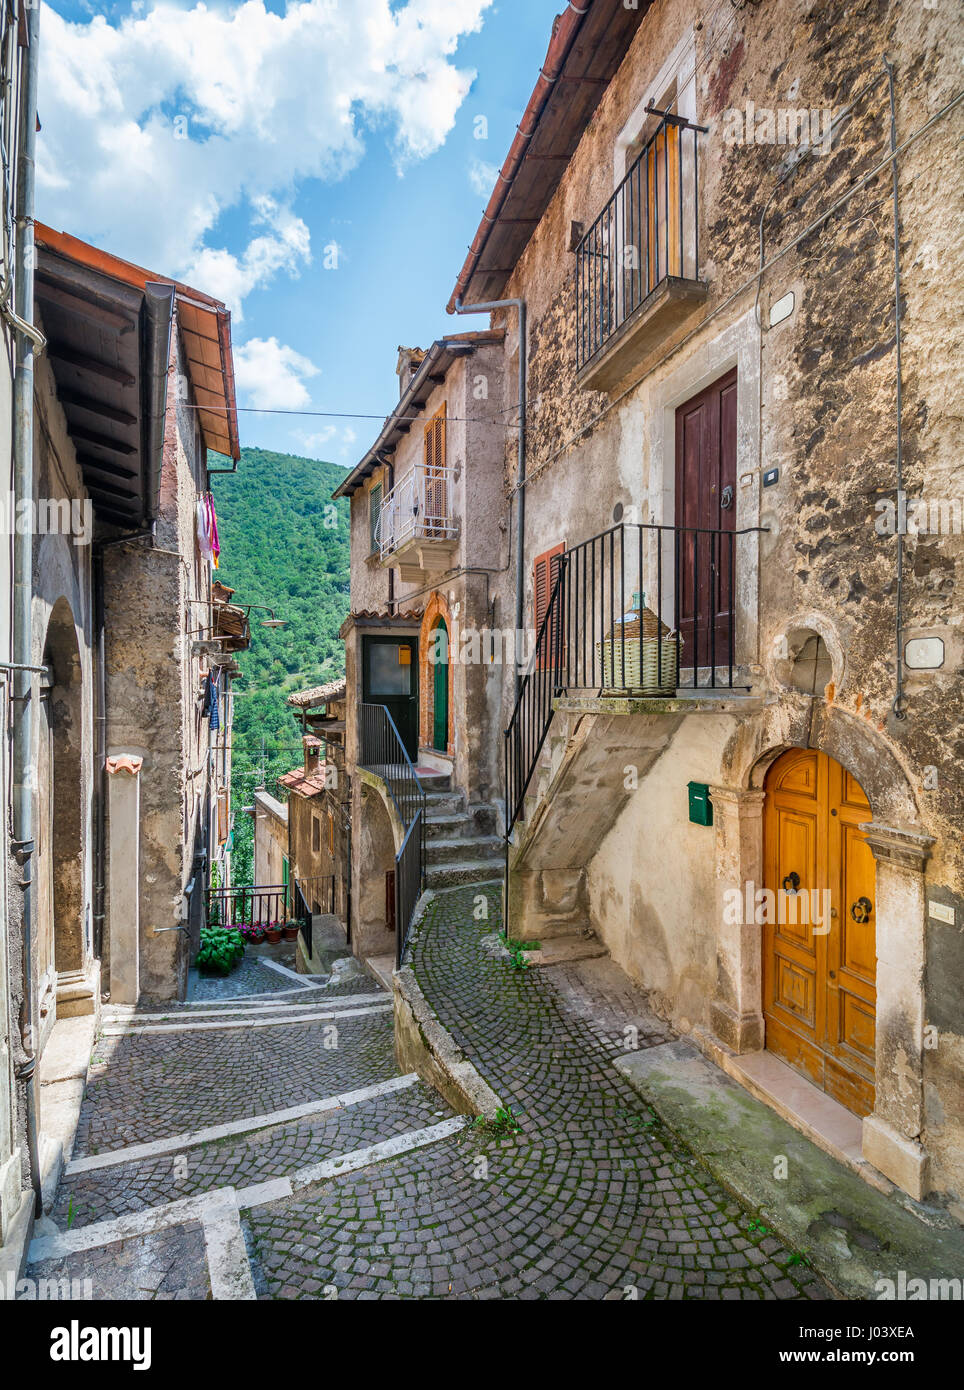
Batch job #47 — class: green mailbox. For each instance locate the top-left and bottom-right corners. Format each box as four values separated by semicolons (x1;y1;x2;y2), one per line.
687;781;713;826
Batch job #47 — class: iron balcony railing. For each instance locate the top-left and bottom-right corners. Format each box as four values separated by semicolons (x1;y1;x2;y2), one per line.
206;882;290;930
359;702;426;962
504;521;765;834
376;462;458;560
576;109;705;371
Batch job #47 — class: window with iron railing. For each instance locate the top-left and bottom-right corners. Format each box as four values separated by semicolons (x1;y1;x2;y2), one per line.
375;405;458;561
576;109;706;372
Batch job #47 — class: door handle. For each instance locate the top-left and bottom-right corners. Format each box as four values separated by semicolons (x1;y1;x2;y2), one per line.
782;871;800;894
850;897;873;924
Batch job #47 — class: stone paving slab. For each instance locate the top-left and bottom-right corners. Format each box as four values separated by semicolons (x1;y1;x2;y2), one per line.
187;955;304;1000
76;1011;398;1156
617;1040;964;1301
52;1081;447;1230
245;887;831;1300
26;1221;211;1301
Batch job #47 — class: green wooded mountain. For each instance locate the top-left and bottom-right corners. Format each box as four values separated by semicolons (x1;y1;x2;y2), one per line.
210;447;351;883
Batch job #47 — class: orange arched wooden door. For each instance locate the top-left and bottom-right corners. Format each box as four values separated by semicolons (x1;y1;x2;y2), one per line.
763;749;877;1117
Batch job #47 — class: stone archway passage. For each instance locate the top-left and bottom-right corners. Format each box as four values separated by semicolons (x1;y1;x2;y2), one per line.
763;748;876;1117
44;598;86;979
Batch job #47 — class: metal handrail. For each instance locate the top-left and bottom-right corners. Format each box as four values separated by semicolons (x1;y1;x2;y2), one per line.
575;110;705;369
504;520;767;835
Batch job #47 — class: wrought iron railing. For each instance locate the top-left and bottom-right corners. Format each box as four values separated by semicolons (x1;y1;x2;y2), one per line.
359;702;426;961
206;883;290;929
504;521;764;833
576;110;705;370
394;809;424;969
376;462;457;560
293;874;335;959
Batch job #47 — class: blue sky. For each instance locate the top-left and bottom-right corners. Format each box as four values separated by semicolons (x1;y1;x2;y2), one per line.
39;0;564;468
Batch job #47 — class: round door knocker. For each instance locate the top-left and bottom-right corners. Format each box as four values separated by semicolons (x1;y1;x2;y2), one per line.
782;871;801;894
850;896;873;924
721;484;734;510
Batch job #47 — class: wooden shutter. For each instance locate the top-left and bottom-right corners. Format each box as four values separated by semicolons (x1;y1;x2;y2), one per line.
369;481;382;553
533;543;565;671
423;404;446;537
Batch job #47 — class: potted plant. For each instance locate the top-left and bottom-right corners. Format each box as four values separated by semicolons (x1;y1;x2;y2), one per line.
242;922;266;947
283;918;302;942
265;920;283;944
194;924;244;976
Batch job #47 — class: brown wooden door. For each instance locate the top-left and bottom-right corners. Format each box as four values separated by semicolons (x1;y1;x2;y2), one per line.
675;368;737;670
763;749;877;1117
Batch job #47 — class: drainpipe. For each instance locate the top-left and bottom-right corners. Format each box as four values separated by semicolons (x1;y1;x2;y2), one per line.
882;56;906;722
12;0;42;1215
452;297;526;699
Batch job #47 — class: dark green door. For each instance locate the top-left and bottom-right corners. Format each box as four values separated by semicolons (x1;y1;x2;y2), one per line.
432;618;449;751
362;635;418;759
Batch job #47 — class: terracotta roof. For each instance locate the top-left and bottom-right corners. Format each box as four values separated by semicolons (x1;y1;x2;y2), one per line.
446;0;649;312
338;609;423;638
287;678;347;709
278;768;328;797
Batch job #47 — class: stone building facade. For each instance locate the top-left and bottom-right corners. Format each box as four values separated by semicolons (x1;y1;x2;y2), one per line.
1;207;242;1271
447;0;963;1211
334;332;510;960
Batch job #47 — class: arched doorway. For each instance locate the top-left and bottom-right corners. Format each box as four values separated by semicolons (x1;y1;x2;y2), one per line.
763;748;876;1117
431;617;449;752
41;599;86;980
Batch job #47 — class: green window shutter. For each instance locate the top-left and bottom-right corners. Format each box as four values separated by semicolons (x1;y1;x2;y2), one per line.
369;482;382;554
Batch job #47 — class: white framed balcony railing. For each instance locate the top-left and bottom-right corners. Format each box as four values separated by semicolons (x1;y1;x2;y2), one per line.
376;462;458;562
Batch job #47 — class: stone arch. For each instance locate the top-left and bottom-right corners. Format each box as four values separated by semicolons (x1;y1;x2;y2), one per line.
42;597;86;977
418;591;453;755
354;775;403;956
721;697;922;830
711;698;935;1199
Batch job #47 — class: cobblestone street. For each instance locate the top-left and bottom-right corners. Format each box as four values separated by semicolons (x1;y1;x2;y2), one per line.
26;887;830;1300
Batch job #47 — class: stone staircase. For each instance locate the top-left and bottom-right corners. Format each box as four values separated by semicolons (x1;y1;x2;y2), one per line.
416;770;504;890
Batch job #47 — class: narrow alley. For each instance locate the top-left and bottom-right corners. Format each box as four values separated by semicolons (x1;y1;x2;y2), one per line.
26;885;830;1301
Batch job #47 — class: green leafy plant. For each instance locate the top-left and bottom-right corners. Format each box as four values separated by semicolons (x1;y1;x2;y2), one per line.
473;1107;523;1137
506;941;532;972
195;924;245;976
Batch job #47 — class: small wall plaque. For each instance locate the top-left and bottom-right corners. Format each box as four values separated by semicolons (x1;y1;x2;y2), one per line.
904;637;944;670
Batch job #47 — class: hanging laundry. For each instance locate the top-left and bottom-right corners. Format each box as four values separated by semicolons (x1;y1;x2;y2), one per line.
207;493;221;569
209;668;221;731
196;497;214;563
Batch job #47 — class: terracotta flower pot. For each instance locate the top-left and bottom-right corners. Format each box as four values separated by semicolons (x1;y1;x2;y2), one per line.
265;927;282;944
283;925;299;941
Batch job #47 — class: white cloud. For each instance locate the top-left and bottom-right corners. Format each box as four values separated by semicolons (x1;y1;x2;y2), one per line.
234;336;320;410
38;0;492;310
296;423;358;460
181;197;311;319
468;156;498;198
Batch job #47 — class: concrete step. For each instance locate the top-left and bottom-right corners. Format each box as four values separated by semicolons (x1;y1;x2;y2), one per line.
425;836;503;865
425;812;472;839
424;791;465;817
414;771;452;793
426;858;505;889
524;930;607;967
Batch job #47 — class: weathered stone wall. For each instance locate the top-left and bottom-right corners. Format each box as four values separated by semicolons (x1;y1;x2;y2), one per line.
500;0;963;1203
103;318;213;1000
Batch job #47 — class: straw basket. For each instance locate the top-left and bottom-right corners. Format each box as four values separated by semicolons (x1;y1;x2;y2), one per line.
596;607;677;694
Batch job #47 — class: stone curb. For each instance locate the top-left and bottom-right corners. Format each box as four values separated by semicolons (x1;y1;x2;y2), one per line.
393;892;503;1121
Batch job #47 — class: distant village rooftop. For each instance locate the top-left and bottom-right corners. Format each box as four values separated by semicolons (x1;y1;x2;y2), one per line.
287;678;347;709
